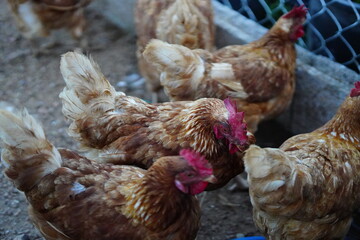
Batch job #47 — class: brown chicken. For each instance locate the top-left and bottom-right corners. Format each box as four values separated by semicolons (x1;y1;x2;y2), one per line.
59;51;255;190
243;81;360;239
135;0;215;102
7;0;91;41
143;5;307;132
0;109;216;240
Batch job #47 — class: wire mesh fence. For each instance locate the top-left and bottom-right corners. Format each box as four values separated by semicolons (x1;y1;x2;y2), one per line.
216;0;360;73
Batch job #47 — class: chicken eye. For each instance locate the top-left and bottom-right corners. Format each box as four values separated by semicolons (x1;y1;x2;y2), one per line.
186;172;195;178
222;127;230;134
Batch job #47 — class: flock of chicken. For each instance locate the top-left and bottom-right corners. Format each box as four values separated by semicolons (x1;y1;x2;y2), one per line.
1;0;360;239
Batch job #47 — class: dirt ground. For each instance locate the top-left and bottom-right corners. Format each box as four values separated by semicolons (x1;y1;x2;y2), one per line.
0;4;293;240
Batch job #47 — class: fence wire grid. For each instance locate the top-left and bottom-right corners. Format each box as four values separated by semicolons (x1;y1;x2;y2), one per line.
217;0;360;73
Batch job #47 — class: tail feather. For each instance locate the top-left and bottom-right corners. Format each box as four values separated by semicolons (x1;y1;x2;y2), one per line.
59;51;122;121
244;145;294;183
143;39;205;99
60;52;150;152
59;51;127;144
143;39;203;77
0;109;61;192
244;145;313;216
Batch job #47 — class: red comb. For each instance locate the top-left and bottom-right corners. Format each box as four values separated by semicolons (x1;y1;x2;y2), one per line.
283;5;307;19
224;97;237;116
214;98;249;154
180;149;212;175
350;81;360;97
224;98;247;136
228;110;248;152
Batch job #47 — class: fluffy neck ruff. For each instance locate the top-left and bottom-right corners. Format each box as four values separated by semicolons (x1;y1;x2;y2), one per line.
174;100;228;157
252;20;299;70
122;162;199;233
257;5;306;50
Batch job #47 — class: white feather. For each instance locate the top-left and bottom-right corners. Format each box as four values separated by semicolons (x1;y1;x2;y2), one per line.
71;182;86;195
262;180;285;192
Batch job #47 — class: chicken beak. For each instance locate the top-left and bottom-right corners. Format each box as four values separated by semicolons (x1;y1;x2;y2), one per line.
202;175;217;183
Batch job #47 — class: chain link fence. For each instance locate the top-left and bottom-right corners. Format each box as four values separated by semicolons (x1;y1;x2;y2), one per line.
217;0;360;73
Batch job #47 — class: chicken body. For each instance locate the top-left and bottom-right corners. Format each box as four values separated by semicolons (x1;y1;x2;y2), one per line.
59;52;255;190
244;83;360;239
143;6;307;132
135;0;214;99
0;110;215;240
7;0;91;39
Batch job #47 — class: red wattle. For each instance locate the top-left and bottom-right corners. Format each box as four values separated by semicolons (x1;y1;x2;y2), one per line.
189;181;209;195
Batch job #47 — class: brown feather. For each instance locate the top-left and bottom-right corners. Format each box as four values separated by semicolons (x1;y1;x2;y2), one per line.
6;0;91;39
244;92;360;239
60;52;256;190
25;149;204;240
143;11;305;133
0;110;203;240
135;0;215;93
